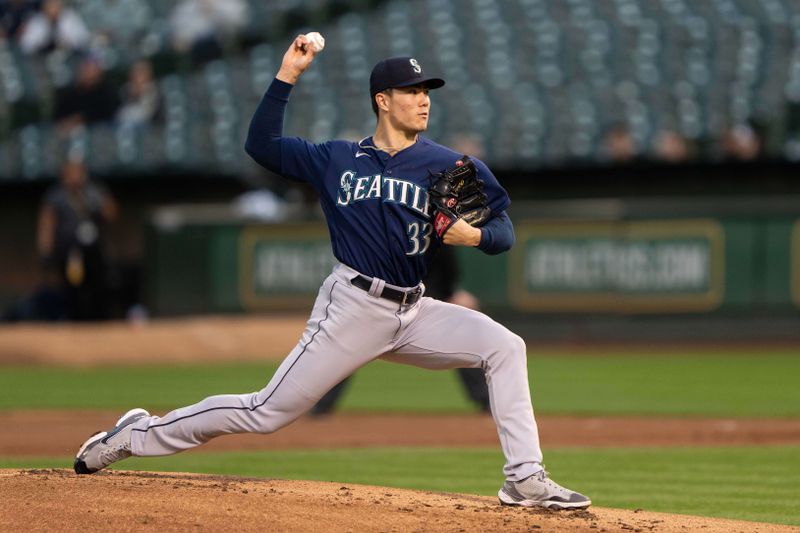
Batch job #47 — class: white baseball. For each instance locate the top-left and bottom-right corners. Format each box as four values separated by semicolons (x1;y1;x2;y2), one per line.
304;32;325;52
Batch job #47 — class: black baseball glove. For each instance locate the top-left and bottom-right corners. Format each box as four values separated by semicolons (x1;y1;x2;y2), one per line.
428;155;492;238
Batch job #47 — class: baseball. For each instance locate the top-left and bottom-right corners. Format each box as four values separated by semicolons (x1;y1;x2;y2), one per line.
304;32;325;52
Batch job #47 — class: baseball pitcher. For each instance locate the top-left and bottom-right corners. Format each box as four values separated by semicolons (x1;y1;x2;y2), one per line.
73;34;590;510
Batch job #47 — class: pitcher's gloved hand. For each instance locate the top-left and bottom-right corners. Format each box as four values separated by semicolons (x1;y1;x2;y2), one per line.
428;155;491;238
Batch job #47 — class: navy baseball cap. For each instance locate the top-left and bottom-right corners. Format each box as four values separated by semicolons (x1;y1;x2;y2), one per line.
369;57;445;96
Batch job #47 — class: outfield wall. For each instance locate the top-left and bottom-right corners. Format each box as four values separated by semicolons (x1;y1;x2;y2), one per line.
145;197;800;337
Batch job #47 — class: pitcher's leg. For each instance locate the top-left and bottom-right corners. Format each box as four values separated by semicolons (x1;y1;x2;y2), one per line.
388;298;542;481
310;376;352;415
130;341;346;456
131;277;396;457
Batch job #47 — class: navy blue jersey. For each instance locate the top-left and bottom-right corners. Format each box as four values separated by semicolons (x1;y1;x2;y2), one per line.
245;79;513;287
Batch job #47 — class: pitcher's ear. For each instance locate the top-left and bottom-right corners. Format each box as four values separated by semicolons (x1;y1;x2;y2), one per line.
375;88;395;113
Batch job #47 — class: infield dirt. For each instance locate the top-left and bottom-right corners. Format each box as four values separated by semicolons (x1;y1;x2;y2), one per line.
1;469;795;533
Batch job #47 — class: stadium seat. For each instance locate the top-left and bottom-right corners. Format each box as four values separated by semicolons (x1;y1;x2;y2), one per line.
4;0;800;180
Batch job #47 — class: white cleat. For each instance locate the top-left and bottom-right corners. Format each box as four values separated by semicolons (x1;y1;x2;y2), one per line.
498;470;591;509
73;408;149;474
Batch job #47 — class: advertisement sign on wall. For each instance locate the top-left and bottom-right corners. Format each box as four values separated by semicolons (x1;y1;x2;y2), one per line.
508;220;726;312
239;225;336;310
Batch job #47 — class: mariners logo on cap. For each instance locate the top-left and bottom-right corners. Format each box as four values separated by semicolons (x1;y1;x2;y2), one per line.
369;56;445;96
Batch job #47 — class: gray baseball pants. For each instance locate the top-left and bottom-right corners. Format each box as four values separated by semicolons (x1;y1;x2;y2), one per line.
130;263;544;481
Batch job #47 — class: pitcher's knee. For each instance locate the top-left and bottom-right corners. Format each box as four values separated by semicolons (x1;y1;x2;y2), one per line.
254;418;280;435
507;332;527;360
493;330;527;363
253;398;317;435
248;401;295;435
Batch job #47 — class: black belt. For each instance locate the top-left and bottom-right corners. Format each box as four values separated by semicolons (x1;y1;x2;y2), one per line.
351;275;422;306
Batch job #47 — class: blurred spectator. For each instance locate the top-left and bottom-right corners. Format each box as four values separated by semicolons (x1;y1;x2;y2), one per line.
0;0;40;42
652;129;692;163
603;124;638;163
722;123;762;161
54;53;119;132
37;158;118;320
18;0;89;55
116;59;161;128
169;0;249;63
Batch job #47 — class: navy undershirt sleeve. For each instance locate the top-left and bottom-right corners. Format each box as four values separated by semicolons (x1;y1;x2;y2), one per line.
244;78;331;188
477;211;515;255
244;78;293;174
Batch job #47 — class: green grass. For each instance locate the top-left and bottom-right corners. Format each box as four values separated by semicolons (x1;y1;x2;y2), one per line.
525;352;800;417
2;353;799;417
4;445;799;526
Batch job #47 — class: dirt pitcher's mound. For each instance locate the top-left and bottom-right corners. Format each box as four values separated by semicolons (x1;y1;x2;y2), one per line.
0;469;792;533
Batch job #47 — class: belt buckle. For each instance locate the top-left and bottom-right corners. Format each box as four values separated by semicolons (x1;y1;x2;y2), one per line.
402;287;420;306
401;290;410;306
